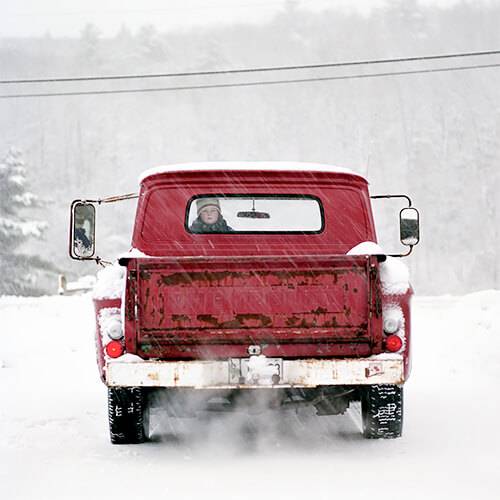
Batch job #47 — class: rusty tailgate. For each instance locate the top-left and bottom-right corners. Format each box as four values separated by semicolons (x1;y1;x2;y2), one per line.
126;255;383;359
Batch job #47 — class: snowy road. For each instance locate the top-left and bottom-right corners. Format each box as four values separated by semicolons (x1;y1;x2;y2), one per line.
1;291;499;499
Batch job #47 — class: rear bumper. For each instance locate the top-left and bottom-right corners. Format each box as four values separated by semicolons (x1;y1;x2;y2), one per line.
105;355;404;388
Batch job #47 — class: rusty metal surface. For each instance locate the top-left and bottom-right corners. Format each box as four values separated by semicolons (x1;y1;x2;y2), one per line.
105;356;404;388
134;342;373;359
125;255;384;359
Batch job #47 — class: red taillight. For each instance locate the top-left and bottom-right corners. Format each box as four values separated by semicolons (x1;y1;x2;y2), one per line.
106;340;123;358
385;335;403;352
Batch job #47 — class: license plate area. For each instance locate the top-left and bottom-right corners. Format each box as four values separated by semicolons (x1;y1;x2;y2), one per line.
228;357;283;385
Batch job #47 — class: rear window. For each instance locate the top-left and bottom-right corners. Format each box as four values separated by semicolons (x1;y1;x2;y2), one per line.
186;195;324;234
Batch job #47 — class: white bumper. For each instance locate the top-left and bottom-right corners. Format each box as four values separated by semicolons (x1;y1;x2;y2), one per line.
106;356;404;388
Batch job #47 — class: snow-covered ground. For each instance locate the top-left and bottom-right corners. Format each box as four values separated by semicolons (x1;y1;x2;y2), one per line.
1;291;499;500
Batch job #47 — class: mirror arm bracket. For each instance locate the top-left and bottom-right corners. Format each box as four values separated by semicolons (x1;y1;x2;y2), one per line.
370;194;412;207
70;194;139;262
97;193;139;205
370;194;420;257
387;246;414;258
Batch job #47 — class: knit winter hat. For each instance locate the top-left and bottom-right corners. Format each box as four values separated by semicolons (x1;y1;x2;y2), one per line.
196;197;221;216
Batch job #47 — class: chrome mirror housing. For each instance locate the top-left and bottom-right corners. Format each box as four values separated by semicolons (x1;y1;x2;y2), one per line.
400;207;420;246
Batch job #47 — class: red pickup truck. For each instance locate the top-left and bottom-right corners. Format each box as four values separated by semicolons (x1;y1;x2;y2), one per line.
70;163;419;443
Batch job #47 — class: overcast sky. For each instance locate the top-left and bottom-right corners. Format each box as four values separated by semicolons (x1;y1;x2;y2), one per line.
0;0;465;38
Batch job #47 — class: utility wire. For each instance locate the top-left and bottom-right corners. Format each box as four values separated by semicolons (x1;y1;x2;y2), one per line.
1;62;499;99
1;49;500;84
2;0;291;18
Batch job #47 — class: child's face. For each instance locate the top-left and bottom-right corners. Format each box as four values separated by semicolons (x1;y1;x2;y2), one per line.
200;206;220;225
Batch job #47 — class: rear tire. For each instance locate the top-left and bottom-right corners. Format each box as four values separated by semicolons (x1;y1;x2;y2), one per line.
108;387;149;444
361;385;403;439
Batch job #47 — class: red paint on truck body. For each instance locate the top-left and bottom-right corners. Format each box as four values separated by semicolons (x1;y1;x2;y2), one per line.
113;169;409;374
131;169;374;257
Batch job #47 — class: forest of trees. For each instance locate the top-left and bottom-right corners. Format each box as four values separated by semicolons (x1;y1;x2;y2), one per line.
0;0;499;295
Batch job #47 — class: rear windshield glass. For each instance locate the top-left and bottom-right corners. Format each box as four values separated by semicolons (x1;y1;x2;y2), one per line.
186;195;324;234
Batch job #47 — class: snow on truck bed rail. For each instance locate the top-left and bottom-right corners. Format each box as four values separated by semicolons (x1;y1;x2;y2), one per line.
348;242;410;294
101;242;410;301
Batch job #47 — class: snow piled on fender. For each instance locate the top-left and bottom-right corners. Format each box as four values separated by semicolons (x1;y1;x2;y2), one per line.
98;307;121;340
379;257;410;295
91;262;125;300
347;241;410;295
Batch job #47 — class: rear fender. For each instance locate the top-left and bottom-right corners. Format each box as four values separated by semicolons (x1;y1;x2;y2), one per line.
382;289;412;380
93;297;122;382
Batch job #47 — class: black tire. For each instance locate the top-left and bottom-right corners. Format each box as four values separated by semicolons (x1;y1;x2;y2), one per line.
361;384;403;439
108;387;149;444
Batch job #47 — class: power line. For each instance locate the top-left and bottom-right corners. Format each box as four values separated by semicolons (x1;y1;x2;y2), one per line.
2;1;290;18
1;62;499;99
1;49;500;84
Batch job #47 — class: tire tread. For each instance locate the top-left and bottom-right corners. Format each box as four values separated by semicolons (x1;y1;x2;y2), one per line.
362;384;403;439
108;387;148;444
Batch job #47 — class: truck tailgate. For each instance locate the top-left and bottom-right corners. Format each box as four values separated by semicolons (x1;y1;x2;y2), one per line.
124;255;383;359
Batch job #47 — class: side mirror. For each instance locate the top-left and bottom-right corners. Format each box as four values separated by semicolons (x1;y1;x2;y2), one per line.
70;201;96;259
400;207;420;246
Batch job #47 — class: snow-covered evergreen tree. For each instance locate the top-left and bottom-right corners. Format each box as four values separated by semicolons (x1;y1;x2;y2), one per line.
0;148;53;295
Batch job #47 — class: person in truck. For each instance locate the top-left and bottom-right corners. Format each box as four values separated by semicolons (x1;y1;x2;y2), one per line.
189;197;233;233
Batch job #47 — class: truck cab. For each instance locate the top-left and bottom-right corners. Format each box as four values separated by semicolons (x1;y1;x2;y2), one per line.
70;162;420;443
